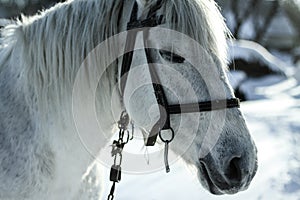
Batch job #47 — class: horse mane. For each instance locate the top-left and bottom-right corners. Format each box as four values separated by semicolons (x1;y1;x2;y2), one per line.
0;0;228;121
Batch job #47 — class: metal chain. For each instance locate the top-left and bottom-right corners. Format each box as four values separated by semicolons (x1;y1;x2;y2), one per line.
107;111;132;200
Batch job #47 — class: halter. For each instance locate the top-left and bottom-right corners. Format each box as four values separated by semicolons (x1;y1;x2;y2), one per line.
107;2;240;199
120;2;240;146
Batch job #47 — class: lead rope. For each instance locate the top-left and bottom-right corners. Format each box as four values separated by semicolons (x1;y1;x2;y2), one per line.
107;111;132;200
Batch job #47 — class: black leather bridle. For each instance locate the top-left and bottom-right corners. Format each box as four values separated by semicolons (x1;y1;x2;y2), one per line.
120;1;240;147
107;2;241;199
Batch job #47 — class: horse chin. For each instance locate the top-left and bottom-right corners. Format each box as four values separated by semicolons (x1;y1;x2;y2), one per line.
198;163;224;195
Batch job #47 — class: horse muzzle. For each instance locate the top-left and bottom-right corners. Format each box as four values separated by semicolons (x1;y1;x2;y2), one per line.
198;144;258;195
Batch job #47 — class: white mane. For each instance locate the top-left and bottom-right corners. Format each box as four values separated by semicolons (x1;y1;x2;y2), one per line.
0;0;228;121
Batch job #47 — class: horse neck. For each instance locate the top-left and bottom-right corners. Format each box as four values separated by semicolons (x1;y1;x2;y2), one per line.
10;0;126;130
0;38;122;197
0;46;35;136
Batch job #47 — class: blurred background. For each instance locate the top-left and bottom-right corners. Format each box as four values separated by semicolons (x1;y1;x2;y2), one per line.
0;0;299;199
0;0;62;18
216;0;300;101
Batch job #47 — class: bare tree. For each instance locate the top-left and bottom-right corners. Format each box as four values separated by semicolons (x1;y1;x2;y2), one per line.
281;0;300;34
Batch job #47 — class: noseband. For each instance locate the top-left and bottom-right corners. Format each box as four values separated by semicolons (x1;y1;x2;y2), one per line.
120;2;240;146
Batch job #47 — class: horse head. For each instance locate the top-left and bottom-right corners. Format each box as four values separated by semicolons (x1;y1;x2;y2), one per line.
119;0;258;195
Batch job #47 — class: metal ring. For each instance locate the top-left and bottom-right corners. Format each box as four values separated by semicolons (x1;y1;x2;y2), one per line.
159;127;175;143
107;194;114;200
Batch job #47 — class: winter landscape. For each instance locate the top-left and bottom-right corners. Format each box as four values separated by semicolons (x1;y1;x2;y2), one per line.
0;0;299;199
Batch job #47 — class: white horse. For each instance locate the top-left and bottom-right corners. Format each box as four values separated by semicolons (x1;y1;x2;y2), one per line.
0;0;257;199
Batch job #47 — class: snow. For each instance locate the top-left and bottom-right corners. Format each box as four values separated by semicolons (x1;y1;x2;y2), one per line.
101;66;300;200
228;40;292;76
227;39;296;100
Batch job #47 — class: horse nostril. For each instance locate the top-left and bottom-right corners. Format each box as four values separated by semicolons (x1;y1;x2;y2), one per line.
226;157;242;182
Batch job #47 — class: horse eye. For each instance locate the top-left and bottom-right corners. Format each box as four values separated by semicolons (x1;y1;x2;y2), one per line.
159;50;185;63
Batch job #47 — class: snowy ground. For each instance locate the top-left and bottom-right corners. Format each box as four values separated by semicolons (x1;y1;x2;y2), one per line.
102;73;300;199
